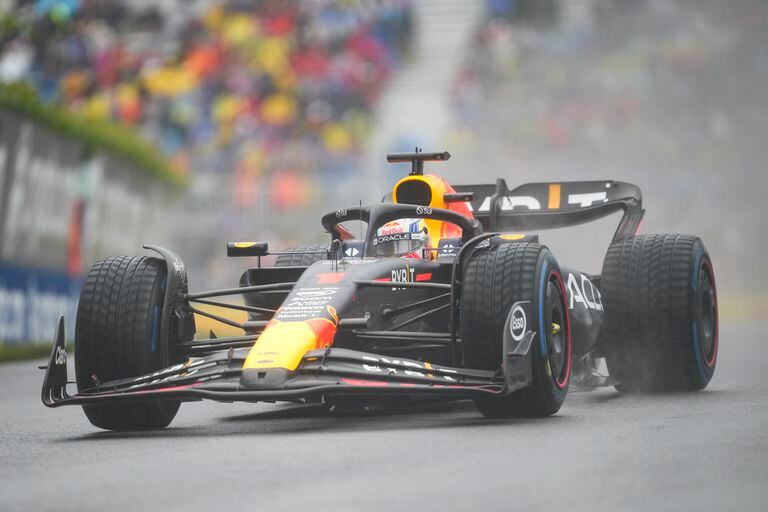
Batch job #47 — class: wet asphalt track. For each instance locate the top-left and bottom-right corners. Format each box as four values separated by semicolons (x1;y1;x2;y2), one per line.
1;321;767;512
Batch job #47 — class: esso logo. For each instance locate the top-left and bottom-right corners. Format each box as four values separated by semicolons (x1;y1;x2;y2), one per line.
416;206;432;215
509;304;526;341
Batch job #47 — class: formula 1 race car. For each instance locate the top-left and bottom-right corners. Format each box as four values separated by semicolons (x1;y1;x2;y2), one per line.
41;150;718;430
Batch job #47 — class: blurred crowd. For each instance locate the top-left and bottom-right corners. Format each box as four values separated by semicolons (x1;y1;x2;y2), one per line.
0;0;413;210
448;0;768;291
451;0;767;161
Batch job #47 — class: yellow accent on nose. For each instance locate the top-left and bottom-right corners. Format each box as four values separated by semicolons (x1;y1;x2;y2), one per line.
243;322;319;371
551;322;562;336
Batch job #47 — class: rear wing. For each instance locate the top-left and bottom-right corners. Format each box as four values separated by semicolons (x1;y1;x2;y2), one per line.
452;180;644;241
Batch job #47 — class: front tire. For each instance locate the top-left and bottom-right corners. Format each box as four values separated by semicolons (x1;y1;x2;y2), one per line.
75;256;180;430
600;234;718;392
461;242;572;417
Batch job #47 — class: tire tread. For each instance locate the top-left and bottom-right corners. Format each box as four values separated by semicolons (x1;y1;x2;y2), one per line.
75;256;179;430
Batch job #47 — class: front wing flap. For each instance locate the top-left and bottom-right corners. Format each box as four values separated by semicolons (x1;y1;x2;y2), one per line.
41;312;536;408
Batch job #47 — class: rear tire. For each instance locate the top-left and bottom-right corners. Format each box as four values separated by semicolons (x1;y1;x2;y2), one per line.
75;256;180;431
600;234;718;392
461;242;572;417
275;244;328;266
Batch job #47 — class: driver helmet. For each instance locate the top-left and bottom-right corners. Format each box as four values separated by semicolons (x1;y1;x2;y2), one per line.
373;219;429;258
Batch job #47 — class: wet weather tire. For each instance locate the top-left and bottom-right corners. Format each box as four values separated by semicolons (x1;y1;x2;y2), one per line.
275;244;328;266
75;256;180;431
600;234;718;392
461;242;571;417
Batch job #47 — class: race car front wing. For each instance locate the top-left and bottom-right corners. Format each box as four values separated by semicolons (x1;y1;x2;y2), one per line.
41;306;536;407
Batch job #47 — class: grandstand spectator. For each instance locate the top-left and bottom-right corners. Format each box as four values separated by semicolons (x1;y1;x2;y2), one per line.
0;0;414;211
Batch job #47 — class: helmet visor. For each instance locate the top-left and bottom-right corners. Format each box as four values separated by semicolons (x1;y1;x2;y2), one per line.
371;231;426;257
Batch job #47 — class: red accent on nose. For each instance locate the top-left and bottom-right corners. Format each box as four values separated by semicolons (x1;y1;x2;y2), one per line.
415;273;432;281
305;318;337;348
316;272;346;284
341;378;389;387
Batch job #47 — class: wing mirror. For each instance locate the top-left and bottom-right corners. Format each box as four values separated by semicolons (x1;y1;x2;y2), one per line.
226;242;269;257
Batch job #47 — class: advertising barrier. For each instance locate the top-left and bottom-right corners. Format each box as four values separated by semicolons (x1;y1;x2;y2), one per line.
0;263;80;344
0;111;175;346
